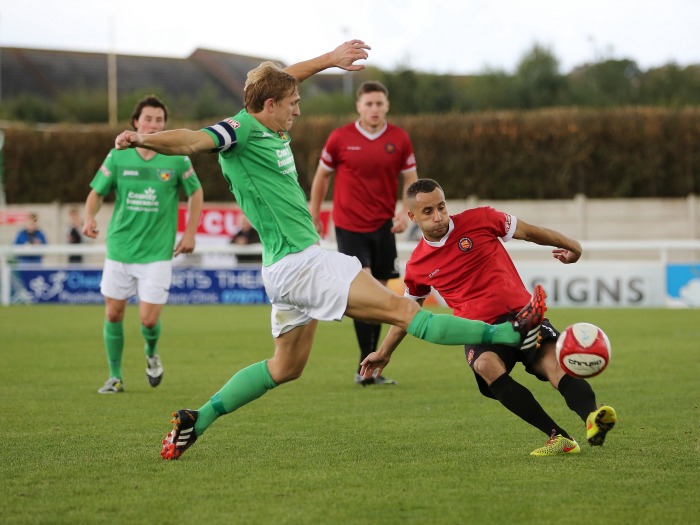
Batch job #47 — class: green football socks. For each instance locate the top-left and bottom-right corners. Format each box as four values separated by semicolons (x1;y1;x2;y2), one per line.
103;320;124;379
141;320;161;358
194;360;278;436
406;309;520;346
189;312;519;438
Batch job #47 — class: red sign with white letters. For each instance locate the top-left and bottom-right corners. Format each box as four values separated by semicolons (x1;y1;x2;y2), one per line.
0;211;31;225
177;206;332;238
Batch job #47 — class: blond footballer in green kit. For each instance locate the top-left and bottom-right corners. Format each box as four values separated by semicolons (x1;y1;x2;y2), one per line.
84;95;203;394
113;42;545;460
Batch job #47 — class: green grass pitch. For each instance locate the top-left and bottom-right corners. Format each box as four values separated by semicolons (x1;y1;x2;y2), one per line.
1;305;698;524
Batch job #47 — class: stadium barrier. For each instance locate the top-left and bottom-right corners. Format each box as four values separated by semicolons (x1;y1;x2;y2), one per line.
1;240;699;307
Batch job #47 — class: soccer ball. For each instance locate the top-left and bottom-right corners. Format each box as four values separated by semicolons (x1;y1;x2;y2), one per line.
556;322;611;378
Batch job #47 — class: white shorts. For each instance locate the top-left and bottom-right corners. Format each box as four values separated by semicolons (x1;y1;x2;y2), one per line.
100;259;173;304
262;245;362;337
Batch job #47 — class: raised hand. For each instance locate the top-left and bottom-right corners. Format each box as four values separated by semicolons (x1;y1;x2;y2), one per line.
329;39;371;71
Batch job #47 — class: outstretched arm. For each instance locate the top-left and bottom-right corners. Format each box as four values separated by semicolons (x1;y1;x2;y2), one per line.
360;298;424;378
114;129;216;156
513;219;582;264
284;40;370;82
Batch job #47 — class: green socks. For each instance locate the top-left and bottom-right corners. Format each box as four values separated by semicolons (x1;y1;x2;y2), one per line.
406;309;520;346
103;319;160;379
183;312;521;440
103;320;124;379
141;320;161;358
194;360;278;436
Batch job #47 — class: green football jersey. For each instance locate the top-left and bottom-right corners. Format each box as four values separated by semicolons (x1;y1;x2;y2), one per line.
202;110;319;266
90;148;201;263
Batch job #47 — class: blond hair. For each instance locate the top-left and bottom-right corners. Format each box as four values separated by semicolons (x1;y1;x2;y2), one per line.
244;61;299;113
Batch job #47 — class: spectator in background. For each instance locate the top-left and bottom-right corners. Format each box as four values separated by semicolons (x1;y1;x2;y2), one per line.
13;212;47;264
309;80;418;386
231;214;262;264
67;206;84;263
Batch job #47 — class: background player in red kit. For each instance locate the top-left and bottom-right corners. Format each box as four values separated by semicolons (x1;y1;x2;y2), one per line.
360;178;617;455
310;81;418;386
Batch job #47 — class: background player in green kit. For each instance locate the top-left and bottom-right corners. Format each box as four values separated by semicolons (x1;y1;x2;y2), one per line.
84;95;203;394
113;41;545;460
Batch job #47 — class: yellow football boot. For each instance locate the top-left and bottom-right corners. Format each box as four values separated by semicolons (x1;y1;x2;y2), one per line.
530;431;581;456
586;405;617;446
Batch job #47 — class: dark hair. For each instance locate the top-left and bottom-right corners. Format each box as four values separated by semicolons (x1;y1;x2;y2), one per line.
407;178;443;200
356;80;388;99
130;95;168;129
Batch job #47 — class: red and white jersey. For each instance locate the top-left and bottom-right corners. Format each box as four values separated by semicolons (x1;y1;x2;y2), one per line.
319;121;416;232
404;207;531;323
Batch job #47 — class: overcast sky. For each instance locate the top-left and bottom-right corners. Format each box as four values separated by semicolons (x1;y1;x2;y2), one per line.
1;0;698;74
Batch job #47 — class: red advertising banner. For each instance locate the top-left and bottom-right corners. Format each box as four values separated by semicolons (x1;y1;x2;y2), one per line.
0;211;31;225
178;205;332;238
178;206;243;237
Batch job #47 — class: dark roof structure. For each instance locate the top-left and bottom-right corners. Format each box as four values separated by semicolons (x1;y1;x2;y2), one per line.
0;46;345;109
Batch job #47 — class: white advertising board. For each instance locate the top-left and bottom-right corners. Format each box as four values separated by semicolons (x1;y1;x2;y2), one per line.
515;262;665;307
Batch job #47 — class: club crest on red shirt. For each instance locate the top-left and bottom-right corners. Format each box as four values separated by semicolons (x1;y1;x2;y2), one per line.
458;237;473;252
384;143;396;154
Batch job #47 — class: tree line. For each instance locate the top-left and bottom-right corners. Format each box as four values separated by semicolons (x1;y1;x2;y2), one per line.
306;45;700;115
0;45;698;124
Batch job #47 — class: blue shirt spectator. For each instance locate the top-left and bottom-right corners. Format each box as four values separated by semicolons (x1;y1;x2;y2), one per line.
14;213;48;263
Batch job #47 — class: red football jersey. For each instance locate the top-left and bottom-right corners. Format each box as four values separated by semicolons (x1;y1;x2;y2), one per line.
320;121;416;232
404;207;531;323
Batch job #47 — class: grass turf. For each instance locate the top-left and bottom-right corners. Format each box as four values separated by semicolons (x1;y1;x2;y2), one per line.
1;305;698;524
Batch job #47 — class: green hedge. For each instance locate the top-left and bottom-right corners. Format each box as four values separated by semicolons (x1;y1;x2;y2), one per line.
3;106;699;203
